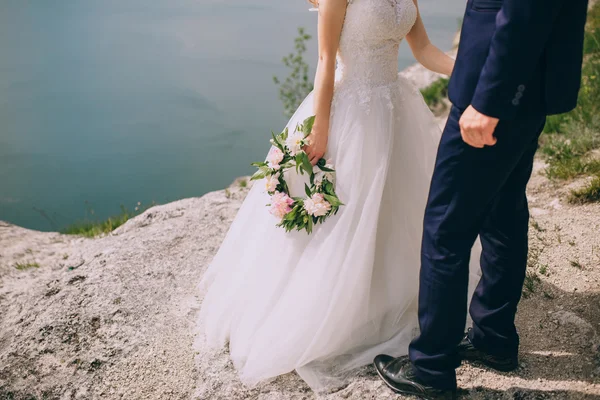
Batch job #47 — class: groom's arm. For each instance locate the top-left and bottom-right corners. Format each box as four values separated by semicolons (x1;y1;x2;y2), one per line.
470;0;565;120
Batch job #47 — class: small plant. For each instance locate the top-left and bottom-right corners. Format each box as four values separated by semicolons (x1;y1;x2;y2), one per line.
570;260;583;270
531;219;545;232
523;271;541;299
14;261;40;270
568;175;600;204
420;78;450;113
88;359;103;372
543;291;555;300
239;179;248;188
539;264;548;276
62;202;152;238
274;27;314;118
527;245;544;269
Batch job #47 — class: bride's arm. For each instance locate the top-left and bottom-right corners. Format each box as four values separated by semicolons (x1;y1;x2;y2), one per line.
304;0;347;165
405;0;454;76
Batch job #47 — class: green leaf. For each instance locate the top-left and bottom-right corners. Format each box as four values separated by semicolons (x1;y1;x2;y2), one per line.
323;194;343;207
318;163;334;172
271;131;284;151
301;115;316;137
251;165;272;181
300;152;313;176
251;161;268;168
322;181;334;194
284;209;297;221
251;169;267;181
307;216;313;234
317;158;326;167
295;154;304;175
304;183;312;197
281;127;289;141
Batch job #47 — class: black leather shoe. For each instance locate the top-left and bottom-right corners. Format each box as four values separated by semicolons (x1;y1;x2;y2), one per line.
458;329;518;372
373;355;457;400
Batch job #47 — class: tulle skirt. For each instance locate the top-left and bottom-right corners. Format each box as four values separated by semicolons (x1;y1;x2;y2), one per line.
197;74;482;393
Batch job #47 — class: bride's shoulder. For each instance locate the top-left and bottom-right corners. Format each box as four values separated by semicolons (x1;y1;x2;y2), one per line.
310;0;354;10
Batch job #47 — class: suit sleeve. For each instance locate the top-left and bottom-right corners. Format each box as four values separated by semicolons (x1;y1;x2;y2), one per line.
470;0;564;119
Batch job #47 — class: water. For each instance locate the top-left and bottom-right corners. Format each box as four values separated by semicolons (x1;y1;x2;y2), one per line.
0;0;465;231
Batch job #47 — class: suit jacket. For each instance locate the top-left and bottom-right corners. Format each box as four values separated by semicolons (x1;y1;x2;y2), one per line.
448;0;589;119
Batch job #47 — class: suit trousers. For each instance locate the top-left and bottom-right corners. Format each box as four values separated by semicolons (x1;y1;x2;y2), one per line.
408;105;546;389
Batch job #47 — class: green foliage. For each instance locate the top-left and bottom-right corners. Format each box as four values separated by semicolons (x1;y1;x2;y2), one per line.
569;175;600;204
544;4;600;134
583;3;600;55
539;3;600;196
274;27;314;118
14;261;40;270
420;78;450;112
522;271;541;299
61;203;153;238
540;119;600;180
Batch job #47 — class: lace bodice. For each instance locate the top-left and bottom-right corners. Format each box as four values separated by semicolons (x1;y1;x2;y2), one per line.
337;0;417;87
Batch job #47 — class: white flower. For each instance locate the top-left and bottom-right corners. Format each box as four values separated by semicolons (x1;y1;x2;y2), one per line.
265;173;280;193
304;193;331;217
285;130;305;156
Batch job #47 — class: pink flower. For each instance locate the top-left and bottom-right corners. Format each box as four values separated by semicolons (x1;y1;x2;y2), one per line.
304;193;331;217
269;191;295;219
266;147;284;170
265;173;280;193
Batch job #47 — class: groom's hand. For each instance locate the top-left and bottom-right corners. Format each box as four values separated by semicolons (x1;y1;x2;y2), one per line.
459;105;499;148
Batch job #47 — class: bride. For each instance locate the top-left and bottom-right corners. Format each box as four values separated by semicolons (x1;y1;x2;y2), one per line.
198;0;480;393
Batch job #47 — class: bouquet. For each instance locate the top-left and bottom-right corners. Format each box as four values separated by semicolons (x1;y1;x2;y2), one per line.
250;116;343;234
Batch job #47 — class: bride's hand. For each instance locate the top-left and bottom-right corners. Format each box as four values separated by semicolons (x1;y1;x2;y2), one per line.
304;124;329;165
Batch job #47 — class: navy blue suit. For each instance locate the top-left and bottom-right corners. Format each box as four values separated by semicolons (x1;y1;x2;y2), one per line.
408;0;588;390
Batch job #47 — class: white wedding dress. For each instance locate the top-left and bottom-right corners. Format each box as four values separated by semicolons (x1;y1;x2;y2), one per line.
198;0;481;393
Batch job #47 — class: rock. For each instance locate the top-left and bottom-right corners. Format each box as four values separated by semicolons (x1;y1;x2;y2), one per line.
0;182;251;400
552;311;594;334
549;198;563;210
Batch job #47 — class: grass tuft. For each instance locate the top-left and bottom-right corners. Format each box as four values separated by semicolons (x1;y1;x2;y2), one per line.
523;271;541;299
530;219;546;232
539;119;600;180
61;203;152;238
570;259;583;270
568;175;600;204
14;261;40;270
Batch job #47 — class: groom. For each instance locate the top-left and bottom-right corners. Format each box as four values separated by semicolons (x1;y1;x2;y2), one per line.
375;0;589;398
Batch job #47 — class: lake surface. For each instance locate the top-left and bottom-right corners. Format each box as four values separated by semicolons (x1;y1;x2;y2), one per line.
0;0;465;231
